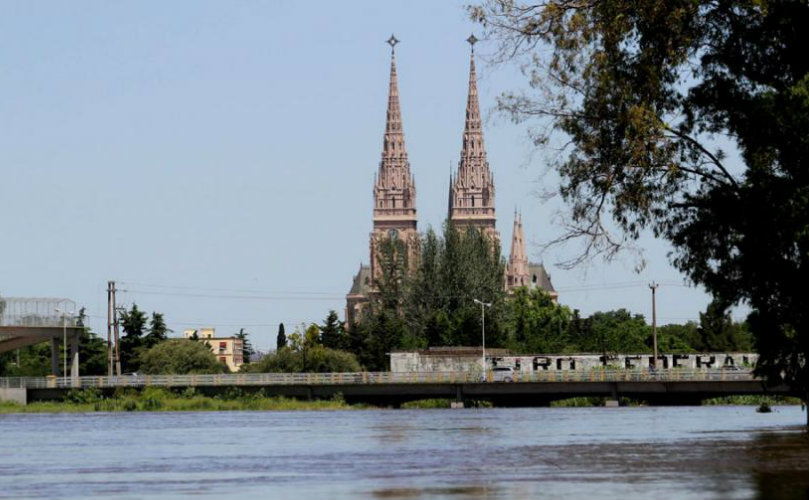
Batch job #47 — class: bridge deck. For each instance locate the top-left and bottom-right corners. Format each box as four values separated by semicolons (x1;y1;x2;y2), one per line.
1;370;793;406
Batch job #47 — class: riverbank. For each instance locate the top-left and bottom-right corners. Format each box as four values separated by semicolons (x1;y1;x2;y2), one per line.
0;388;802;413
0;387;365;413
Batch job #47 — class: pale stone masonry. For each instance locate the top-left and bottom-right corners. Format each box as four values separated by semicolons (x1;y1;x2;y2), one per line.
346;36;556;326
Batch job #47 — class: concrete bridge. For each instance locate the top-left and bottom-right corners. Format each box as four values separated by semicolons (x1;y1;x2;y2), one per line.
0;369;793;407
0;297;83;382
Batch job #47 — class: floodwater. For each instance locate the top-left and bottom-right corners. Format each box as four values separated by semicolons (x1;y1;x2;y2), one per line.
1;406;807;500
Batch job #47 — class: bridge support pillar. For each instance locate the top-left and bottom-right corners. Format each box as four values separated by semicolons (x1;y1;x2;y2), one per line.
452;386;464;409
50;338;59;376
70;332;80;387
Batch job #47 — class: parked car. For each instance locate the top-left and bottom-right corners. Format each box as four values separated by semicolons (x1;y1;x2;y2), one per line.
492;367;515;382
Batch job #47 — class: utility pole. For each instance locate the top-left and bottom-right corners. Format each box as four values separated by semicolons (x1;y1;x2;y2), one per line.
107;281;113;378
649;282;659;369
111;281;122;376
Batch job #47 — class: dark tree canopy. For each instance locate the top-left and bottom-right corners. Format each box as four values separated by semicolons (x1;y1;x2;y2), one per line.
276;323;287;351
473;0;809;401
119;304;148;373
138;339;223;375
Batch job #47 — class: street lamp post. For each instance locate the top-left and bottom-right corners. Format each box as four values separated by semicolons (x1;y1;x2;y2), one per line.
473;299;491;379
55;307;75;384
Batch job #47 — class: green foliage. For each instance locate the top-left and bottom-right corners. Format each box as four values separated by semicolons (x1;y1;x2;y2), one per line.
248;344;361;373
591;309;650;354
138;339;224;375
143;312;170;350
698;301;753;352
320;310;348;351
401;399;451;409
355;223;507;369
473;0;809;401
0;343;52;377
276;323;287;351
567;309;650;354
505;287;572;353
119;304;147;372
64;387;103;404
235;328;253;364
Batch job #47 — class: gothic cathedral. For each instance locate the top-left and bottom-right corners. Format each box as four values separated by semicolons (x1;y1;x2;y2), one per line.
346;36;556;326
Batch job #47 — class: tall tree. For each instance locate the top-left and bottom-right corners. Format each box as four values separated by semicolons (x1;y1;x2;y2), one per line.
143;312;170;350
698;301;753;352
319;310;348;351
276;323;287;351
473;1;809;410
505;288;572;353
77;306;107;375
119;304;147;372
235;328;254;364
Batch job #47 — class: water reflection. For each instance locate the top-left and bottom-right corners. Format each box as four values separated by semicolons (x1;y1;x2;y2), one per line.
750;430;809;500
0;406;806;499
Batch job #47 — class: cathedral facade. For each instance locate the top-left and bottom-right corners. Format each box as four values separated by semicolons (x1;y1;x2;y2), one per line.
346;36;556;326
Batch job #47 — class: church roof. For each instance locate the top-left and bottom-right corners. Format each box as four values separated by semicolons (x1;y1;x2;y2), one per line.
348;265;372;296
528;262;556;293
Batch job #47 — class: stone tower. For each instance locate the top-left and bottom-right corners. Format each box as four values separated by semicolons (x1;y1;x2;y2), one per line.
369;35;419;283
506;211;529;289
448;35;499;243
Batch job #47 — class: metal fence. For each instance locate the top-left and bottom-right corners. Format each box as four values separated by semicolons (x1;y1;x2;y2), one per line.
0;297;79;328
0;368;756;389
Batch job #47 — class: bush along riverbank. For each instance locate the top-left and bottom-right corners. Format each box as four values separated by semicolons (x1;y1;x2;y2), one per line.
0;387;370;413
1;389;803;413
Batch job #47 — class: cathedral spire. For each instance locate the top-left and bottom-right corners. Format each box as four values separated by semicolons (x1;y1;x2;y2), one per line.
507;210;529;289
448;34;497;241
380;34;406;165
370;35;418;286
461;34;485;159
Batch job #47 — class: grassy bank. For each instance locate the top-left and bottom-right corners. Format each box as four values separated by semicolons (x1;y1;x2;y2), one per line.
0;387;367;414
701;395;803;406
1;388;803;413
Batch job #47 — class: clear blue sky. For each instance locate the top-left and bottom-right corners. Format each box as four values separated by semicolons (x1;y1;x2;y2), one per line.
1;1;724;350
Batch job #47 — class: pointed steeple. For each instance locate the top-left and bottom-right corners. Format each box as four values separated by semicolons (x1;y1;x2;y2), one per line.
461;34;485;159
507;211;530;289
370;35;418;285
381;35;406;164
449;34;497;241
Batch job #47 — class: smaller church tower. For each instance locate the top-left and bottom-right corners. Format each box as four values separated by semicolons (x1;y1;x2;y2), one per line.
505;210;559;301
506;211;530;289
448;35;499;243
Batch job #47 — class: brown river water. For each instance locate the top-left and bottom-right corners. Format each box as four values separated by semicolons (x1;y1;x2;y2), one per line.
1;406;807;499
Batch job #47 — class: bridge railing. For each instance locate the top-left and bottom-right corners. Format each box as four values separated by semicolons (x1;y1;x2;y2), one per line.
0;368;756;390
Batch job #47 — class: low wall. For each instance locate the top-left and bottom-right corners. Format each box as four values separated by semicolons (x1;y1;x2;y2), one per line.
0;388;27;405
391;352;759;373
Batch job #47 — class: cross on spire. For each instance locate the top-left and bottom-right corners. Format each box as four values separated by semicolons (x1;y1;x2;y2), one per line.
467;33;478;51
387;34;399;53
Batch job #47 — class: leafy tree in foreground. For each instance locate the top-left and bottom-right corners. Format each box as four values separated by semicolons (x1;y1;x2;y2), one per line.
138;339;224;375
473;1;809;409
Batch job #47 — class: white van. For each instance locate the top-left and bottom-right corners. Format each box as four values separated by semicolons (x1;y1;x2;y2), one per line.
492;366;515;382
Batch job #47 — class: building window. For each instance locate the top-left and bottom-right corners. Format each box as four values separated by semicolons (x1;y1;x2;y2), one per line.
219;342;227;353
219;357;227;364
